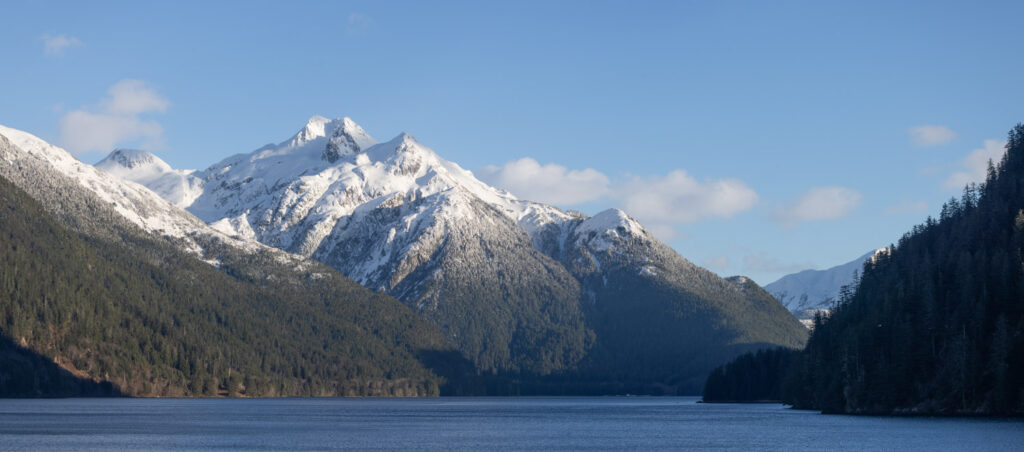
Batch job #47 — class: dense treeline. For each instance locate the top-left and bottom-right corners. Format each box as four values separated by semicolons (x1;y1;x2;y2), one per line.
0;174;452;397
702;347;800;402
708;125;1024;415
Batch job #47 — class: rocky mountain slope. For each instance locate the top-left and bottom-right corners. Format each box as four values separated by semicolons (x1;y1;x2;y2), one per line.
98;116;807;393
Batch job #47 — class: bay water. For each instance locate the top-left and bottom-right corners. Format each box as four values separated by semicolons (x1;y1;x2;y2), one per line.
1;397;1021;451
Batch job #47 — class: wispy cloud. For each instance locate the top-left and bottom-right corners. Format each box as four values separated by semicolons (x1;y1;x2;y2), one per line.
776;186;862;225
42;34;83;56
59;79;169;154
100;79;170;114
478;158;610;205
909;125;956;147
944;139;1006;189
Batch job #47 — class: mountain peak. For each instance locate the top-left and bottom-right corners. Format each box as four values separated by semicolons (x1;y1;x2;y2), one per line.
93;148;203;209
323;117;376;163
97;149;169;171
375;131;418;149
571;208;647;252
367;132;436;161
285;115;377;153
727;275;752;285
577;209;644;236
340;116;359;130
296;115;332;142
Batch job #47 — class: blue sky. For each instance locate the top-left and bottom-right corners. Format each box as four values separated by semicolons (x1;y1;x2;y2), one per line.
2;0;1022;284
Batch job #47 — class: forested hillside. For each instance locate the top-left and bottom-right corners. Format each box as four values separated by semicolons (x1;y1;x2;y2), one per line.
706;125;1024;415
0;174;453;397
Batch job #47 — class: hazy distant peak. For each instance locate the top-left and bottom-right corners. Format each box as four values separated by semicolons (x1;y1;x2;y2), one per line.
94;148;203;209
97;149;168;171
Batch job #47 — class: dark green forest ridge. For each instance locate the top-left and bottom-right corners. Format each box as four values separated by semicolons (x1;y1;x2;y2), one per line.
705;125;1024;415
0;173;454;397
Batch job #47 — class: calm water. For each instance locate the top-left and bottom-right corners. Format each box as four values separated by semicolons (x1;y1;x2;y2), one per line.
0;397;1022;451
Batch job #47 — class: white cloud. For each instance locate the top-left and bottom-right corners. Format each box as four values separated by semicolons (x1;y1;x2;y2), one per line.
944;139;1006;189
701;255;729;270
616;170;758;225
884;201;928;215
478;159;757;241
777;186;862;224
42;34;83;56
347;13;373;35
59;111;163;153
909;125;956;147
59;79;169;154
477;158;610;205
102;80;170;115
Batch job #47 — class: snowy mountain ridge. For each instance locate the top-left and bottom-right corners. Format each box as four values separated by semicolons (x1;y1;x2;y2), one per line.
95;149;204;208
0;124;307;268
764;248;888;326
101;116;605;291
0;125;207;254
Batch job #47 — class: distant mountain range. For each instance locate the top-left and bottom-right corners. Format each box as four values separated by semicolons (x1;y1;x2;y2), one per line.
0;117;806;395
765;249;886;326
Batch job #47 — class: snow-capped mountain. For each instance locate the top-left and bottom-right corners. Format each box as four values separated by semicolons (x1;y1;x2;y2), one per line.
184;116;594;373
95;149;203;208
0;124;459;397
95;115;808;387
0;124;308;268
765;248;888;324
184;116;576;284
0;125;213;256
